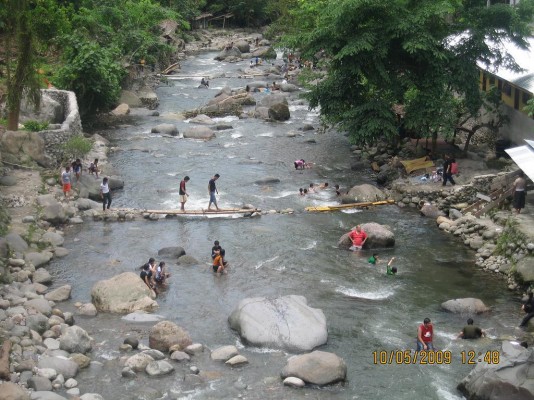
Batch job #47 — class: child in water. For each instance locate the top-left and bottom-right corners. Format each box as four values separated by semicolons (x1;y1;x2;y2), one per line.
386;257;397;275
368;254;379;265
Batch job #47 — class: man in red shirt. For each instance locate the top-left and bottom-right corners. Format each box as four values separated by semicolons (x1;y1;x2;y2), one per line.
417;318;434;351
348;225;367;250
179;176;190;211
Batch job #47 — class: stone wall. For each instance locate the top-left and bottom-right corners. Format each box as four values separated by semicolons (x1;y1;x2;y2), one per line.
37;89;82;165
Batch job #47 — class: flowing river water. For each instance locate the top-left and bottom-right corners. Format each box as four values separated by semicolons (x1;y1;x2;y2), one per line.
47;52;521;400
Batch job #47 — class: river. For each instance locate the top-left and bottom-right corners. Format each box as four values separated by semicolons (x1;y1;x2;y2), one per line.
47;51;521;400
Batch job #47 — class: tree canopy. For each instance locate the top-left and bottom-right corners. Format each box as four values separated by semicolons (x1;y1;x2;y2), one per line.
282;0;534;149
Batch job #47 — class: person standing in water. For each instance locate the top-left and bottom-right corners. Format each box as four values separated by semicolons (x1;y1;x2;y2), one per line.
208;174;220;211
417;318;434;351
348;225;367;250
179;176;190;211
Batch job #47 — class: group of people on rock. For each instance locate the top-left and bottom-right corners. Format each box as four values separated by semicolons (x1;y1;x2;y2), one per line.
140;257;169;295
60;158;109;211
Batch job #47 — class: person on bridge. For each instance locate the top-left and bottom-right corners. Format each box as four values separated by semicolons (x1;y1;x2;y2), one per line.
179;176;190;211
513;171;527;214
348;225;367;251
457;318;485;339
417;318;434;351
208;174;220;211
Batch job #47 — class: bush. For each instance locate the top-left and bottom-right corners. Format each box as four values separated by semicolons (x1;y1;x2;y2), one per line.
63;135;93;161
23;120;49;132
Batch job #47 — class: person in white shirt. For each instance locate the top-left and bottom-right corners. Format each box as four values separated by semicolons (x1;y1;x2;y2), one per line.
100;177;111;212
513;171;527;214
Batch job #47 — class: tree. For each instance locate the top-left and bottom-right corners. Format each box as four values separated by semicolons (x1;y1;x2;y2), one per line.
282;0;534;151
3;0;41;131
1;0;72;131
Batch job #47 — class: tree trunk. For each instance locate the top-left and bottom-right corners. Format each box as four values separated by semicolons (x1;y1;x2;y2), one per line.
463;131;475;152
0;340;12;380
431;131;438;155
7;107;20;131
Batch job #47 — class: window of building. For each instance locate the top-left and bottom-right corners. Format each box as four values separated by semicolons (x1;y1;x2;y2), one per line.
498;80;503;90
523;92;531;104
502;83;512;97
489;76;495;86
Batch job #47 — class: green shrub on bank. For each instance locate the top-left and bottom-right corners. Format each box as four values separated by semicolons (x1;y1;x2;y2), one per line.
62;135;93;161
23;120;49;132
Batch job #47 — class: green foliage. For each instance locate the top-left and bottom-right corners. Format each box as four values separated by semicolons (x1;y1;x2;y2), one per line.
495;219;526;256
62;135;93;160
524;98;534;118
0;118;7;127
56;36;123;114
0;204;10;237
23;120;49;132
282;0;534;146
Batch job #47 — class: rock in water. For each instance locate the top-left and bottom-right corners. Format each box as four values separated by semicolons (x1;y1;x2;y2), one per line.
441;298;489;314
228;295;327;352
148;321;192;352
281;351;347;386
91;272;158;313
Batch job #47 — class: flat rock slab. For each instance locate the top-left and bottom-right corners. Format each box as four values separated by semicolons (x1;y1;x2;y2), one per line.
122;311;164;322
228;295;327;352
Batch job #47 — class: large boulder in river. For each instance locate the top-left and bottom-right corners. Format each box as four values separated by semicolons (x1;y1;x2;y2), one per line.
268;103;290;121
281;351;347;386
158;246;186;259
215;47;242;61
151;123;178;136
338;222;395;250
515;257;534;284
441;298;489;314
341;184;387;204
59;325;93;354
41;203;67;225
189;114;215;125
458;342;534;399
228;295;327;352
234;40;250;53
420;204;445;218
91;272;158;313
183;126;215;140
77;175;124;201
138;87;159;110
149;321;192;352
259;93;288;108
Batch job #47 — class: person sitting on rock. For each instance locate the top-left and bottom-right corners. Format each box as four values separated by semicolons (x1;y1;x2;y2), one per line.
89;158;99;178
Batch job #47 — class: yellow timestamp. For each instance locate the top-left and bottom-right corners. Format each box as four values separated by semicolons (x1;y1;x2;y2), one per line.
372;350;500;365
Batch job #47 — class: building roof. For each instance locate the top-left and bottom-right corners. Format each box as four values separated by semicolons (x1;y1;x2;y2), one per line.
506;140;534;182
478;37;534;94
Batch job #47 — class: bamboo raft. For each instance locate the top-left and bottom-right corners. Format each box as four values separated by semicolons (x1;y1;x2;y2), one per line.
305;200;395;213
114;207;261;216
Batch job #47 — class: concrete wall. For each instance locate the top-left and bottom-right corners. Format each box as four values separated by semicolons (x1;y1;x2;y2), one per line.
498;105;534;145
37;89;83;165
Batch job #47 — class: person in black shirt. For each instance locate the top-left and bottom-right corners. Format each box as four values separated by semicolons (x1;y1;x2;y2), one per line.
208;173;220;211
520;292;534;328
442;154;456;186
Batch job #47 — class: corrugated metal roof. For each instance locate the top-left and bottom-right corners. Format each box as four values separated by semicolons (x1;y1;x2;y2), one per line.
505;140;534;182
